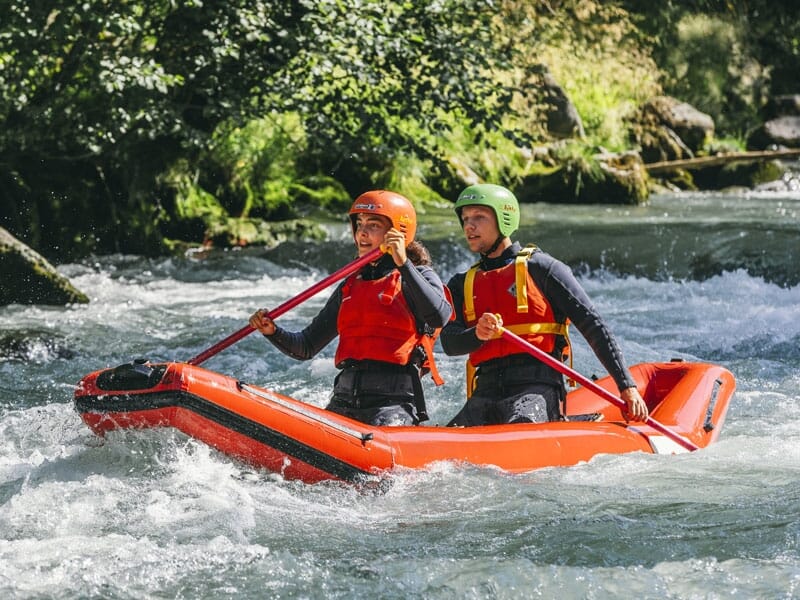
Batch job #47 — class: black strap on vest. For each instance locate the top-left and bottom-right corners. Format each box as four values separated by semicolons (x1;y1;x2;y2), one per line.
409;348;429;422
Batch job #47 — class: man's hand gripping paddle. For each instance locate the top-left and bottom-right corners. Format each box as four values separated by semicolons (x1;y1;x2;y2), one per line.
497;326;700;451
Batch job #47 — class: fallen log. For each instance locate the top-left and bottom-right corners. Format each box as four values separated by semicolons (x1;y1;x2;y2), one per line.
645;148;800;175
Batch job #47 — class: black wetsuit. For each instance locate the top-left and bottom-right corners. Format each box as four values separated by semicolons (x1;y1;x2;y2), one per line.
441;242;636;426
265;254;452;426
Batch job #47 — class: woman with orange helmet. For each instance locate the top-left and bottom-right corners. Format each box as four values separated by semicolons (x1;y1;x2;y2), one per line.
249;191;453;426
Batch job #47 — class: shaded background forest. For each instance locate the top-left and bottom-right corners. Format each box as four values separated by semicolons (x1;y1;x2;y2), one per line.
1;0;798;260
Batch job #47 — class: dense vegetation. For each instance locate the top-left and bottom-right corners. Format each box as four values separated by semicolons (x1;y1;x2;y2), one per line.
1;0;798;260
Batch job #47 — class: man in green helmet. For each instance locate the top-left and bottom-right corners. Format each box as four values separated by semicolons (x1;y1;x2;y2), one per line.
440;183;648;425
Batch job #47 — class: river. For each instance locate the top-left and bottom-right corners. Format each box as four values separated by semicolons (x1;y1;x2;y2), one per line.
1;191;799;599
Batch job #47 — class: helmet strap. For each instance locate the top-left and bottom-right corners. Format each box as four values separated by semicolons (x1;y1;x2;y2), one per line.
481;234;506;259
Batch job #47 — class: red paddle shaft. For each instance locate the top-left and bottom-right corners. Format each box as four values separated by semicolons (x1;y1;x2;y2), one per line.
187;247;384;366
498;327;700;452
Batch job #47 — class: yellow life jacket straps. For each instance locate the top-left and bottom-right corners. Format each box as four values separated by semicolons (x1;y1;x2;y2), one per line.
463;244;576;394
465;359;477;399
465;247;538;322
503;322;567;336
514;244;537;313
561;321;575;386
463;261;481;323
516;245;573;382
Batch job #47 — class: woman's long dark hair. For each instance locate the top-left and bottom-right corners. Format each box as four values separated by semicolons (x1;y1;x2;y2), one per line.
407;240;431;266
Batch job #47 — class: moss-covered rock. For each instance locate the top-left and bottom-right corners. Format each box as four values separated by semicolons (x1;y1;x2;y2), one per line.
659;169;698;192
204;217;327;249
630;96;715;162
517;151;648;205
692;159;786;189
425;155;481;203
288;175;353;215
0;227;89;306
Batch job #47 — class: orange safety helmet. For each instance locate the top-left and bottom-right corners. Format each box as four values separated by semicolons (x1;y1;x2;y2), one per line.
348;190;417;246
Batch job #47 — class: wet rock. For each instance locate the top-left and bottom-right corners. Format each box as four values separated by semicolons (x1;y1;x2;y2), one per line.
595;151;650;203
0;227;89;306
0;330;77;362
517;150;648;205
693;159;785;190
203;217;326;249
755;170;800;192
746;115;800;150
539;68;586;140
631;96;715;162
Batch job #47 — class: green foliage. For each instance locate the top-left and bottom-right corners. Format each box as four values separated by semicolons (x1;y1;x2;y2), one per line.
0;1;297;255
287;176;352;214
619;1;800;132
521;1;661;150
281;0;506;191
0;0;510;256
705;136;746;155
1;0;798;257
203;112;307;219
156;161;227;243
660;14;762;132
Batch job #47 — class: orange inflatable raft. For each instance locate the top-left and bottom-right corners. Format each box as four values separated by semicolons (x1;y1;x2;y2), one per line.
74;360;735;484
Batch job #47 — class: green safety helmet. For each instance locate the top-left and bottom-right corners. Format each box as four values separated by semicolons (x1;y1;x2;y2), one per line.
454;184;520;238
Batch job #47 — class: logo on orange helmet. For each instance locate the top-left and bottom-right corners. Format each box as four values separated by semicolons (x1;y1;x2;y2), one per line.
348;190;417;246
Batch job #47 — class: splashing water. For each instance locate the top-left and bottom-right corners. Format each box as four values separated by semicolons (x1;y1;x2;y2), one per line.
2;192;799;598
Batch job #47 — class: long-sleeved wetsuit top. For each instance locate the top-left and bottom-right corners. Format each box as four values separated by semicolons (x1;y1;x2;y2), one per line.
265;253;452;362
440;242;636;392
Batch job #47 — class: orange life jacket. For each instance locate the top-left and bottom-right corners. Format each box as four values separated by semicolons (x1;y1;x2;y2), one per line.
463;245;571;394
335;269;446;385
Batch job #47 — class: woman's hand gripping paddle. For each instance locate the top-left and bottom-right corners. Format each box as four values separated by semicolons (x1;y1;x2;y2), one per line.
497;326;700;452
187;246;384;366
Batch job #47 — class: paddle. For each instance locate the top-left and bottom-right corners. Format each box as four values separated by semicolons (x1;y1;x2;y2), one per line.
187;246;385;366
497;326;700;452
